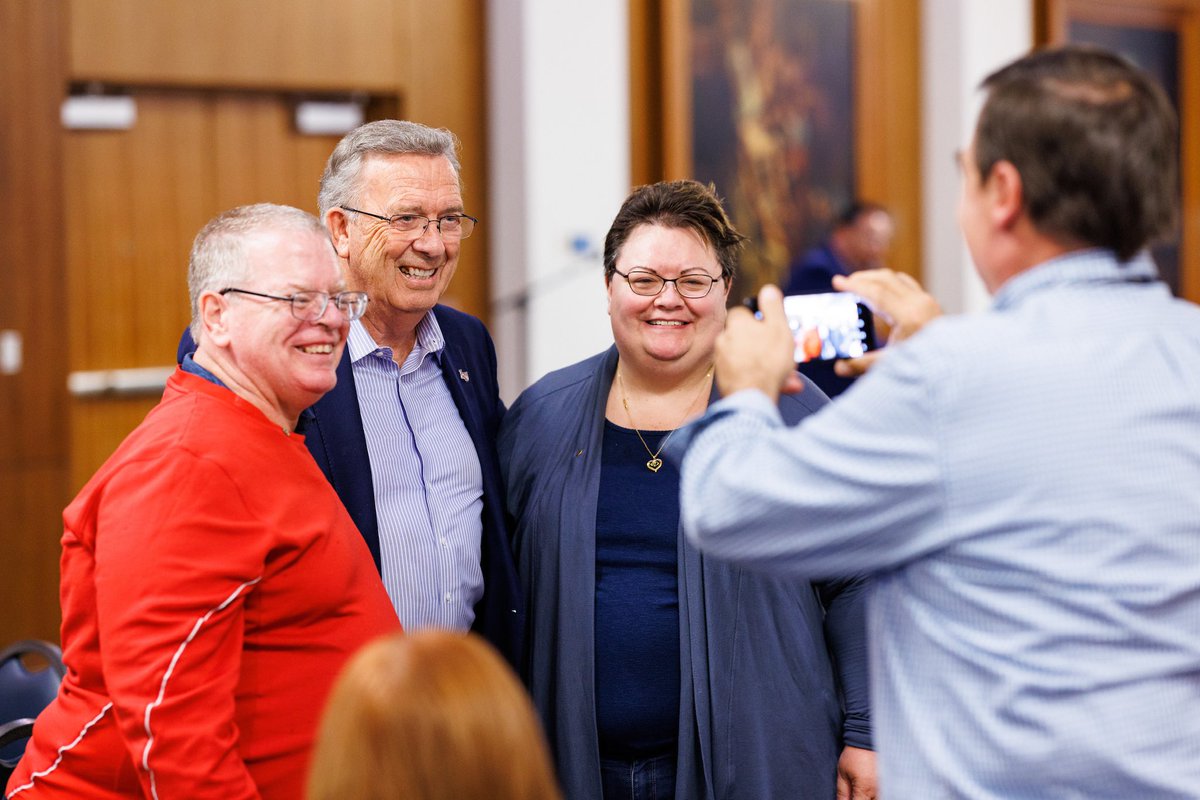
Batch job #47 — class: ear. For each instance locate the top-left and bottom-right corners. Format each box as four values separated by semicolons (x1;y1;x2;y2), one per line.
325;207;353;259
198;290;234;348
984;160;1024;230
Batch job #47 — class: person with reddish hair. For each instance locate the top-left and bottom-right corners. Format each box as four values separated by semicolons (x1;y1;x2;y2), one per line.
307;631;561;800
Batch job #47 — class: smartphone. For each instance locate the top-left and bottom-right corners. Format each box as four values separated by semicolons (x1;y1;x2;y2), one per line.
743;292;876;363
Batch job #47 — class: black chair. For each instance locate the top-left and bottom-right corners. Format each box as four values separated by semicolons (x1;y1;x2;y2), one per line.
0;640;66;780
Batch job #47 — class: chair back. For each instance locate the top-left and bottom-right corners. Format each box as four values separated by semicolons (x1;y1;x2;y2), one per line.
0;640;65;769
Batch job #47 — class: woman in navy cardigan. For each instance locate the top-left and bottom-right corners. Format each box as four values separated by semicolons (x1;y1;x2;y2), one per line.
498;181;875;800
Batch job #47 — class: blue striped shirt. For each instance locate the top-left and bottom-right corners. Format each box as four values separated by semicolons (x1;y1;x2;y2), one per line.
680;250;1200;798
349;316;484;632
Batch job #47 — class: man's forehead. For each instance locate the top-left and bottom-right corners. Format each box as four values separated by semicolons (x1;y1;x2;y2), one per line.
359;152;461;190
248;228;342;283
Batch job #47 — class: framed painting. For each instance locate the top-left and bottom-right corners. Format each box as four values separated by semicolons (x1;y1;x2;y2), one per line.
1038;0;1200;301
631;0;921;297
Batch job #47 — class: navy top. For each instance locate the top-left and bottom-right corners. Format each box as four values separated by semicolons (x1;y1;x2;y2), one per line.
498;347;873;800
594;421;681;758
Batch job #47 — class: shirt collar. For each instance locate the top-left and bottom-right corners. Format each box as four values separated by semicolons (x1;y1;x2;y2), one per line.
347;312;446;365
992;249;1160;311
181;353;227;388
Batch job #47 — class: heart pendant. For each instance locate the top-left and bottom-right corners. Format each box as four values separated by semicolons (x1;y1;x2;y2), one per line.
646;458;663;473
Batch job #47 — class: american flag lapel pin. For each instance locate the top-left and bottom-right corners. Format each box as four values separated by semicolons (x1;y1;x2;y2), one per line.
459;369;470;382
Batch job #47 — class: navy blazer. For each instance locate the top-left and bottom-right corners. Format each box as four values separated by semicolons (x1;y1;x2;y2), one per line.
178;305;524;667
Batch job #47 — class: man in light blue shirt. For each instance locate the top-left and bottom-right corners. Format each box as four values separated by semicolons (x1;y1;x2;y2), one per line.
679;46;1200;798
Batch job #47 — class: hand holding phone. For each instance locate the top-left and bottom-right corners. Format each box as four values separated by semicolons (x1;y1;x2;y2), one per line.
744;291;876;363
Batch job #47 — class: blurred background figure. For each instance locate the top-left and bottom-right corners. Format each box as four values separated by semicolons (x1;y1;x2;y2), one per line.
307;631;560;800
499;180;874;800
782;200;894;397
784;201;895;294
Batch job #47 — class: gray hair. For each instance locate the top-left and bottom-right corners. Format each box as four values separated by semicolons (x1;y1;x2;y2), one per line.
317;120;462;219
188;203;329;340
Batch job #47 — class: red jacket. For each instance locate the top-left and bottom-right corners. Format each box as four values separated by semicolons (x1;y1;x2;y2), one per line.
8;371;400;799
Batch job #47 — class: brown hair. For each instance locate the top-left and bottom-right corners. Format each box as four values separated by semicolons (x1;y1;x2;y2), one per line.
307;631;562;800
603;180;746;283
975;45;1178;260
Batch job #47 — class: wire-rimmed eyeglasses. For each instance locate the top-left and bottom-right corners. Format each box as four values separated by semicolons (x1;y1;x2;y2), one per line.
613;268;721;299
340;207;478;240
219;288;369;322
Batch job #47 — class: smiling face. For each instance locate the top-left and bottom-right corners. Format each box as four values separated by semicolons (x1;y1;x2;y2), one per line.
607;223;730;378
330;153;464;339
218;228;350;425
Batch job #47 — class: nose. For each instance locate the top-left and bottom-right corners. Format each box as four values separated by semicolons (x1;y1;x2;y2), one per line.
412;219;447;253
654;280;685;305
316;295;348;326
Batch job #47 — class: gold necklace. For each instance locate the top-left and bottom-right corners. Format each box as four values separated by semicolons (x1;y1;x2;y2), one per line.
616;365;713;473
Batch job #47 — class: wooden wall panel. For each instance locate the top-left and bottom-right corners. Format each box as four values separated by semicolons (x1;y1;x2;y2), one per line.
64;93;342;487
0;467;67;644
400;0;489;321
0;0;68;645
856;0;923;280
67;0;402;92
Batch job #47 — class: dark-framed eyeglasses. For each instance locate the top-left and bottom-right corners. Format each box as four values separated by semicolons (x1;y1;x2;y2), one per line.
340;206;478;240
219;288;369;322
613;268;722;299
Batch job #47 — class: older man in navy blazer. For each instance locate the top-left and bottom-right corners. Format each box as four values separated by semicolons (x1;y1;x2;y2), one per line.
180;121;522;667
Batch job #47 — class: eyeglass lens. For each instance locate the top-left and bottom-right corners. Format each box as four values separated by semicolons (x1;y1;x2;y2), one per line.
625;272;716;298
291;291;368;321
392;215;474;239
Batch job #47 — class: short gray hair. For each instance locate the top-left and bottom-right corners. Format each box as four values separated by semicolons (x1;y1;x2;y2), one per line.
188;203;329;340
317;120;462;219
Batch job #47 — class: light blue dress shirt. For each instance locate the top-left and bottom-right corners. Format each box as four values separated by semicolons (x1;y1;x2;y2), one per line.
680;250;1200;798
349;316;484;632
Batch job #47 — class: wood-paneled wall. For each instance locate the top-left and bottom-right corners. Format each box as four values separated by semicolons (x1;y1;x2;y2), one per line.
0;0;69;645
857;0;923;282
67;0;404;91
0;0;487;645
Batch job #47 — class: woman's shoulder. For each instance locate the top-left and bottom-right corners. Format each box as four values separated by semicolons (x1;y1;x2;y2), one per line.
777;375;830;425
511;350;612;413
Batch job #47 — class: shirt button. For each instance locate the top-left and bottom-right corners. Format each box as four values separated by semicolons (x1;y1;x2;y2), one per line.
439;537;448;547
443;592;452;603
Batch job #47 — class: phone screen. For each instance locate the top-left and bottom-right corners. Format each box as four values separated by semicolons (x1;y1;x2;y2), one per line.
782;292;876;363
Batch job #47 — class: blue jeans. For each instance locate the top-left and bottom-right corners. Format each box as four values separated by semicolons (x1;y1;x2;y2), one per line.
599;753;676;800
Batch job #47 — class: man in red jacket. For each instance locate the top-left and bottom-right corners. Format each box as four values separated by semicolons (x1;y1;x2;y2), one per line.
7;204;400;799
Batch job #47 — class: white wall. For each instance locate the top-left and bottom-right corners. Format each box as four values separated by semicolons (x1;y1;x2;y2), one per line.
488;3;1035;400
921;0;1032;314
487;2;630;402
